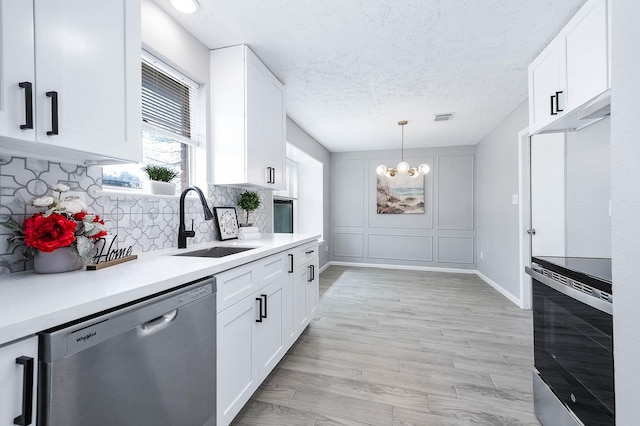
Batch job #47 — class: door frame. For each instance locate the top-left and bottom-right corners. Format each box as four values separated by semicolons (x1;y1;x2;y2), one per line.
518;127;532;310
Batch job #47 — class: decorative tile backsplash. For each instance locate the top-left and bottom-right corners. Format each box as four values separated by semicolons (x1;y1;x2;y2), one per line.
0;156;266;275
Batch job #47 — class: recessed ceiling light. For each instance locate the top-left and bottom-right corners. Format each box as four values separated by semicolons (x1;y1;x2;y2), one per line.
171;0;200;14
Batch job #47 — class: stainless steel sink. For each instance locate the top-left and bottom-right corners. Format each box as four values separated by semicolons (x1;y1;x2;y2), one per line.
173;246;256;258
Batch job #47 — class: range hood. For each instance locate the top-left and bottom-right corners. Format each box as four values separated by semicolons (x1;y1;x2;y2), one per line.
579;92;611;120
536;90;611;135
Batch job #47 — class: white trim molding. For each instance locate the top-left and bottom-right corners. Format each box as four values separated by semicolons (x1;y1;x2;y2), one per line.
475;270;523;308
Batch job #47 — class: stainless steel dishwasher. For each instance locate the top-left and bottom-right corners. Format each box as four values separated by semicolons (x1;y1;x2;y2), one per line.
37;276;216;426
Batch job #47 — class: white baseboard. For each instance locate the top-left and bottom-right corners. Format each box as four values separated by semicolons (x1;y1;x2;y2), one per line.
475;270;523;308
327;261;477;274
318;262;331;274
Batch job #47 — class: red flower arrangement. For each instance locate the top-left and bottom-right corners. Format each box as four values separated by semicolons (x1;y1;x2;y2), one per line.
1;184;108;262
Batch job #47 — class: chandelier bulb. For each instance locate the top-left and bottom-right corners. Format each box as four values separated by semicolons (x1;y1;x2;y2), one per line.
397;161;410;174
418;163;431;175
376;165;388;176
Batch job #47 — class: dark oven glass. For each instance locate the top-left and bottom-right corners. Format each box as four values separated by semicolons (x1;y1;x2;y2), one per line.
533;278;614;425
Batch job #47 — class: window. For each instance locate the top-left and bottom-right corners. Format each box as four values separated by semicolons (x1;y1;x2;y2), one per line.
103;53;200;193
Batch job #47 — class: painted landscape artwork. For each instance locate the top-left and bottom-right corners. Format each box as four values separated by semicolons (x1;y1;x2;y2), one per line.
377;174;425;214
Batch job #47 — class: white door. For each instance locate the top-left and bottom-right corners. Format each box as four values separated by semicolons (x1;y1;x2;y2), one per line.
253;279;285;382
530;133;566;256
529;40;565;132
0;337;38;426
565;0;608;111
264;76;285;189
293;263;310;335
216;298;256;426
33;0;140;162
245;49;266;186
0;0;36;142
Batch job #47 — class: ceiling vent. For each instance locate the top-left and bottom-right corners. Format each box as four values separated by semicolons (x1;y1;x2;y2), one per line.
433;113;455;122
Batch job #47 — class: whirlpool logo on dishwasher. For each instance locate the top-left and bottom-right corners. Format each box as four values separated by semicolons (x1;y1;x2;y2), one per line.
75;331;97;343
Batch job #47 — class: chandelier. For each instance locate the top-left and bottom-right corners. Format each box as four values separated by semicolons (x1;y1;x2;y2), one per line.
376;120;430;178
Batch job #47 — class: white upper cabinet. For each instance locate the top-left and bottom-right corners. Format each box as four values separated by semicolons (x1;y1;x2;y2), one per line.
0;0;36;143
0;0;141;164
528;0;609;134
210;44;286;190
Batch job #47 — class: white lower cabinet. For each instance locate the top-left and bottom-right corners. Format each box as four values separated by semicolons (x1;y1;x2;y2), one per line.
293;258;319;339
0;336;37;426
217;242;319;426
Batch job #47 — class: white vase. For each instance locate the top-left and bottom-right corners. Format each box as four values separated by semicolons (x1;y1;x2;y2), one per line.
145;180;176;196
33;247;85;274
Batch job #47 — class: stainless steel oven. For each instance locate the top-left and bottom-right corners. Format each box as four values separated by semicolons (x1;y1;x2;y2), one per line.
527;258;614;426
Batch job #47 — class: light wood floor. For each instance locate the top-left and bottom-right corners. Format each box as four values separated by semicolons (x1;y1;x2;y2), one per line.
231;266;540;426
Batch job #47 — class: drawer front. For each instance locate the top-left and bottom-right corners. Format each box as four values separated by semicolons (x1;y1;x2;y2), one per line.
216;262;258;313
259;252;288;286
290;241;318;270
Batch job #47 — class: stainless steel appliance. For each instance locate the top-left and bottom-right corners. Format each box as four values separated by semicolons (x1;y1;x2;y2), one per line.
526;257;614;426
38;277;216;426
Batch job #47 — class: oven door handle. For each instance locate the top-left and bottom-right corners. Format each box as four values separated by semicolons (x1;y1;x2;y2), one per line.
525;266;612;315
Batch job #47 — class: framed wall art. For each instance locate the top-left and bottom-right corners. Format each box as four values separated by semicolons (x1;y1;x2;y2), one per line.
377;173;425;214
214;207;239;240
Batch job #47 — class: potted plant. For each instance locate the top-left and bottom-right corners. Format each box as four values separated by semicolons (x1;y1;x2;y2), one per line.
143;165;179;195
237;191;260;226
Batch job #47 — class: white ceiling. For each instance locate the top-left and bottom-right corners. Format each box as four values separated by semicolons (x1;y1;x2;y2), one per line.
153;0;585;152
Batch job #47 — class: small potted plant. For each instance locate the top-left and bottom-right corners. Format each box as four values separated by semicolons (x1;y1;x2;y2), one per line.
237;191;260;226
143;165;179;195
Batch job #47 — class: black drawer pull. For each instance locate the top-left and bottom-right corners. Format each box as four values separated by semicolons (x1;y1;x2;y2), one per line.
46;91;58;135
18;82;33;130
262;294;267;319
256;297;263;322
288;254;293;273
14;356;34;426
550;94;557;116
305;250;315;254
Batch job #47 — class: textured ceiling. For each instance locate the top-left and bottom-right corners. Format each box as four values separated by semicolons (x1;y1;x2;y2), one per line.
153;0;586;152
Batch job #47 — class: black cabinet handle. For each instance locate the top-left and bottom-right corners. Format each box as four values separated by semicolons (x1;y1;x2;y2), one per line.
262;294;268;319
13;356;33;426
550;94;557;116
266;167;273;184
305;250;315;254
271;167;276;184
288;254;294;273
308;265;314;282
18;82;33;130
555;91;563;112
46;91;58;135
256;297;263;322
311;265;315;281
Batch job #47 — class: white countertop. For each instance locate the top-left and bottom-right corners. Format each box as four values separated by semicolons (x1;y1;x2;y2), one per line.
0;234;319;345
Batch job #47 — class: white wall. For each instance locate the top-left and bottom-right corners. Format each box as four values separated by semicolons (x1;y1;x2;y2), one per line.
611;1;640;423
331;146;476;269
476;101;528;300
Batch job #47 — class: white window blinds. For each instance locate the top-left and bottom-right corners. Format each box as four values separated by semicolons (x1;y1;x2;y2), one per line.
141;55;200;146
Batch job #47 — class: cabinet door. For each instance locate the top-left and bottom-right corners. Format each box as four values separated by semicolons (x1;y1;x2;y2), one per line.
253;279;286;382
0;0;36;142
33;0;141;162
528;39;565;132
264;76;285;189
565;0;608;110
305;259;319;323
282;272;296;347
217;298;257;426
293;261;319;336
245;49;267;186
0;337;37;426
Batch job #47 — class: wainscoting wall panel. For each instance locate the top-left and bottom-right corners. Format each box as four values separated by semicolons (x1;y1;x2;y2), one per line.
368;234;433;262
333;159;365;228
331;147;476;269
333;233;365;258
437;155;474;230
437;236;475;264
